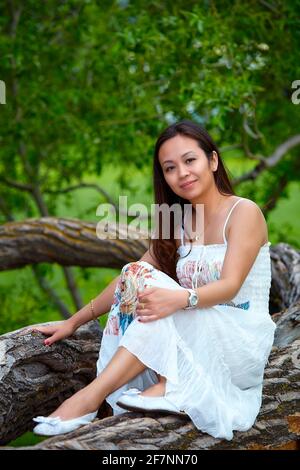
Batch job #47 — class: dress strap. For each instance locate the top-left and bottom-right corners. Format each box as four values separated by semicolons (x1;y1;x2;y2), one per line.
222;198;245;244
180;206;189;246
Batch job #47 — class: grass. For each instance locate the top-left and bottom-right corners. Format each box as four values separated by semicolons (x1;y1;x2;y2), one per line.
8;431;48;448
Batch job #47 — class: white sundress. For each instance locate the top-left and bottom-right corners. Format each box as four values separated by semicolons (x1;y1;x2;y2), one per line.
96;197;277;441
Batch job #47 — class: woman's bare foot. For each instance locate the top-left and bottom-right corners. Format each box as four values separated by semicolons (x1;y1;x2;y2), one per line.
49;386;100;421
140;381;166;397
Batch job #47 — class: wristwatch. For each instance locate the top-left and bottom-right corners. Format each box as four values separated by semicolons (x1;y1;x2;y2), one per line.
184;289;199;309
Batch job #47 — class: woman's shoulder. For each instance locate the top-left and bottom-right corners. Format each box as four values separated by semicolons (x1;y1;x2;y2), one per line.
234;197;266;218
228;197;268;244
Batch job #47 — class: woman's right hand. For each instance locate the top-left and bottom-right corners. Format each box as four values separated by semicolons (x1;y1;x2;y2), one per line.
30;320;76;346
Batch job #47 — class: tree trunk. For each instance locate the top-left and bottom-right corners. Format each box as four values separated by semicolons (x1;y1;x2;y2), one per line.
269;242;300;312
0;217;148;270
0;238;299;449
0;320;105;445
2;339;300;450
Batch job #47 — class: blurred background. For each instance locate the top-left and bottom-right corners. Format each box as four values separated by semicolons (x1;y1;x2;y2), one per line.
0;0;299;352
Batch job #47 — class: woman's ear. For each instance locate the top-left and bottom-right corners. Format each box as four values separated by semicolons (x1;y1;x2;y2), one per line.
211;151;219;172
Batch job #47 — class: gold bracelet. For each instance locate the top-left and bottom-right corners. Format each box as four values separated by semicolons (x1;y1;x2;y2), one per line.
90;299;97;320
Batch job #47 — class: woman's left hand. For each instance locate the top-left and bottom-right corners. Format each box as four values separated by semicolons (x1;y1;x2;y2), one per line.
136;287;189;322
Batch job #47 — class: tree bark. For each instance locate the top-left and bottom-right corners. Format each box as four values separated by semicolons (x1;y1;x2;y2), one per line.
2;338;299;450
0;237;299;449
0;217;148;270
270;242;300;312
0;320;104;445
273;301;300;348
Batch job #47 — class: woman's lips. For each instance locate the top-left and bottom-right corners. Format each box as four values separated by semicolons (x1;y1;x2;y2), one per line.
180;180;197;189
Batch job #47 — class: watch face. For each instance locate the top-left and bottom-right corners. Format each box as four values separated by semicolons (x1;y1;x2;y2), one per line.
190;293;198;307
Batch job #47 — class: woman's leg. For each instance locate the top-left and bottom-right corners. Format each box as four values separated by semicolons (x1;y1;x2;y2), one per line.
49;346;149;420
50;260;178;421
140;375;166;397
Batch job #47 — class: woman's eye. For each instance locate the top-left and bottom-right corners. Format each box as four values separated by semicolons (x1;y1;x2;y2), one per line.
166;158;196;173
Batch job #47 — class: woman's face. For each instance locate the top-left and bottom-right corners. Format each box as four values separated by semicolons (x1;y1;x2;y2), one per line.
158;134;218;201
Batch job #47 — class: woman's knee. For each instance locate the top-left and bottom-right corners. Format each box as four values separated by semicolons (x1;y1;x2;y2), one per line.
120;261;156;287
121;260;154;274
121;261;182;291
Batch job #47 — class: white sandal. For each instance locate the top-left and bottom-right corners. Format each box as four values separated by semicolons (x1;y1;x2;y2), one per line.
116;388;186;416
33;410;98;436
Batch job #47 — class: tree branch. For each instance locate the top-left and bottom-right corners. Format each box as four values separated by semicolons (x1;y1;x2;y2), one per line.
0;217;149;271
261;176;289;215
1;327;299;449
0;320;102;445
233;135;300;185
0;203;72;318
45;182;116;207
0;242;299;448
267;135;300;167
0;177;33;192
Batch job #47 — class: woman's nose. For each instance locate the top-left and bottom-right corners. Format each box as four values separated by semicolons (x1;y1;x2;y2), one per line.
178;165;189;178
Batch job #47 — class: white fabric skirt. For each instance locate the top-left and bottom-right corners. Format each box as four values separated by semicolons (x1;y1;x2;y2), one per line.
96;261;276;441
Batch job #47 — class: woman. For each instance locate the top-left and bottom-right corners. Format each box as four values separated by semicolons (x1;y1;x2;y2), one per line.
31;119;276;441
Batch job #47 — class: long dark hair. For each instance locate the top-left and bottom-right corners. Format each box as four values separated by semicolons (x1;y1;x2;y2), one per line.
150;119;235;281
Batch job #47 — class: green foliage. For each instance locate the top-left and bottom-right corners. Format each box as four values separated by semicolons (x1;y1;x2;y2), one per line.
0;3;299;448
267;182;300;249
0;262;118;334
0;267;61;335
0;0;299;329
1;0;299;210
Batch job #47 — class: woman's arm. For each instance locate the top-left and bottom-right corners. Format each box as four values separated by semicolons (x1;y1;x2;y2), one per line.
32;249;159;343
70;248;160;329
31;275;122;344
69;275;120;329
136;201;269;321
186;200;268;309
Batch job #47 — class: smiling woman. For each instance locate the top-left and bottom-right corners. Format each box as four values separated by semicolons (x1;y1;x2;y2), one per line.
151;121;236;281
30;119;276;442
